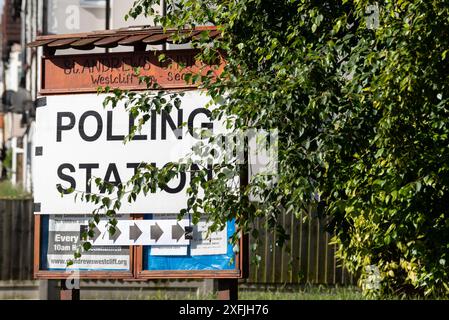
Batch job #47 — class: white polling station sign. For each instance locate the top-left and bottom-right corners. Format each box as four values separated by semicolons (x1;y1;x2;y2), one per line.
32;91;225;214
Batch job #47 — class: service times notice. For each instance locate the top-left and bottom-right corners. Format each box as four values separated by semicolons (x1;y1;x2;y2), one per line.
45;215;129;270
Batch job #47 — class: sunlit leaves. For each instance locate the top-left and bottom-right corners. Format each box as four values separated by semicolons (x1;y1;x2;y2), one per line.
66;0;449;298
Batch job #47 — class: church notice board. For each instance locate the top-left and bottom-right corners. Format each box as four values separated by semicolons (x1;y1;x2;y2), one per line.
33;49;247;280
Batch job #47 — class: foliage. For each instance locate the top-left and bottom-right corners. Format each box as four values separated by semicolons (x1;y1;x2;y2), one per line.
0;180;31;199
68;0;449;298
326;0;449;298
2;148;12;179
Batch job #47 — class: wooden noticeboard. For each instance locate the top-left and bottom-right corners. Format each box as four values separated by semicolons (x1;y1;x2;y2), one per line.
34;214;245;280
33;43;247;281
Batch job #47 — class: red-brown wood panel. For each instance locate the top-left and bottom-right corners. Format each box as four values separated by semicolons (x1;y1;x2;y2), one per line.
40;50;224;94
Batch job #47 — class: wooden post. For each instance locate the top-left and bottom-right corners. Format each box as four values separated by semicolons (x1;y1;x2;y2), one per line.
217;279;238;300
39;280;60;300
60;279;80;300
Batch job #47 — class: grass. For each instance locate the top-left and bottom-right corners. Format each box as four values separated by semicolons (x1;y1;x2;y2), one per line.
81;284;449;300
130;285;367;300
0;180;31;199
239;285;366;300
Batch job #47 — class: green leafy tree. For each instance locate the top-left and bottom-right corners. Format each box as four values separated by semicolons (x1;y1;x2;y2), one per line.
72;0;449;298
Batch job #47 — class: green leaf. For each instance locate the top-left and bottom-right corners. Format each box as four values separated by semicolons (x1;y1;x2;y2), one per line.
83;242;92;251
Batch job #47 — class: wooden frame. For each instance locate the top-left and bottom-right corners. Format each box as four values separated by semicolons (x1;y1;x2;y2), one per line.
34;214;246;280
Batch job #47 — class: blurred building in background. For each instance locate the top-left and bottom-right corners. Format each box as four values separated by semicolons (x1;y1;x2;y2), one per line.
0;0;155;193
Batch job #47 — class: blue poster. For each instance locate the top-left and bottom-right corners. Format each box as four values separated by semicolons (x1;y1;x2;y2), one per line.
143;215;236;271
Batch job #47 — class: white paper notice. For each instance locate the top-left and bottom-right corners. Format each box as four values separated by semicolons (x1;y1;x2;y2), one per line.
150;246;188;256
46;215;130;270
149;214;188;256
190;220;228;256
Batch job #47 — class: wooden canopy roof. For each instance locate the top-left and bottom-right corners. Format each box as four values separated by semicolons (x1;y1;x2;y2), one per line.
27;26;220;54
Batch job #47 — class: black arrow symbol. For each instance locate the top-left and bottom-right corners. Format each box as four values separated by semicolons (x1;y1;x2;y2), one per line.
108;226;122;243
129;223;142;242
80;225;101;242
150;223;164;242
172;223;186;242
92;225;101;242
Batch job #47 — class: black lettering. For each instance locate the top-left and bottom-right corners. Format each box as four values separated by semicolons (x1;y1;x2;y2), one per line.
107;111;125;141
56;112;75;142
151;109;157;140
100;163;122;193
128;115;147;140
79;163;99;193
56;163;76;194
79;111;102;142
162;170;186;194
162;109;183;139
188;108;213;138
126;163;141;175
